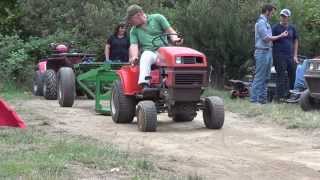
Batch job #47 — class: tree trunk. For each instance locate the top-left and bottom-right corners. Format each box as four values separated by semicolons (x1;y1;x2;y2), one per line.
209;60;225;89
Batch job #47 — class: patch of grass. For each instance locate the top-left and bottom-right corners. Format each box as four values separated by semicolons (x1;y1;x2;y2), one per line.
205;88;320;129
0;82;31;101
0;128;155;179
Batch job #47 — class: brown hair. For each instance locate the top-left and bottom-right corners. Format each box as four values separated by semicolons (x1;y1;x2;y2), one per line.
262;4;276;14
114;22;127;36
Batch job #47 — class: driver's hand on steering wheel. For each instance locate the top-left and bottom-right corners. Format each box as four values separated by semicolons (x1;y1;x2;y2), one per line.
129;57;138;65
171;36;183;46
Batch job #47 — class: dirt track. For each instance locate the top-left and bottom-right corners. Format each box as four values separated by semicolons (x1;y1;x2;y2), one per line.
18;98;320;179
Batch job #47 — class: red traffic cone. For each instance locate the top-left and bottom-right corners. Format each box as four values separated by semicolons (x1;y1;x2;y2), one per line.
0;99;26;128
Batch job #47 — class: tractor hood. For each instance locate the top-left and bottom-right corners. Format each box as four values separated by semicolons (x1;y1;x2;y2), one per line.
158;47;205;56
157;47;207;67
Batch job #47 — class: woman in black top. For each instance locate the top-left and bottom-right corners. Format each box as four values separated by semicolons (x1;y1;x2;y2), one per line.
105;22;130;63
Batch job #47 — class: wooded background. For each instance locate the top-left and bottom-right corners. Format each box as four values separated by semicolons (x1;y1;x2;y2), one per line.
1;0;319;87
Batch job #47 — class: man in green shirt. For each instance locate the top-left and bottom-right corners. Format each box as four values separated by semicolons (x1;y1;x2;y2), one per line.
125;4;182;88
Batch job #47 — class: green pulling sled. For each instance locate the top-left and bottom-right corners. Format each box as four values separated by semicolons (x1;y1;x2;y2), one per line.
57;62;127;115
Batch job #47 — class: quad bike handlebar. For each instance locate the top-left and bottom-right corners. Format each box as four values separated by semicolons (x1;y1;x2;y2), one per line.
151;33;183;49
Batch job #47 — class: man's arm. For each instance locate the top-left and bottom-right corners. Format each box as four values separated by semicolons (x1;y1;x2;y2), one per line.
165;27;182;45
257;22;287;42
155;14;182;44
294;39;299;63
165;27;177;35
265;32;288;42
129;27;139;64
129;44;139;64
293;26;299;63
104;44;110;60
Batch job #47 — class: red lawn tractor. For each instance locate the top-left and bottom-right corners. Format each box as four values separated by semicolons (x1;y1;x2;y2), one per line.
110;34;225;132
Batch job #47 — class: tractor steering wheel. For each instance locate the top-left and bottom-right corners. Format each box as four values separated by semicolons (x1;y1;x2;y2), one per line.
151;33;183;49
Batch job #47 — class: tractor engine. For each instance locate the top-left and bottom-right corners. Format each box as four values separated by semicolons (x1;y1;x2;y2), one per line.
156;47;208;118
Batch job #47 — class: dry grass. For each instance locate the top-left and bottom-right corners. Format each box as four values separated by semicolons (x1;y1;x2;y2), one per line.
205;88;320;129
0;88;204;180
0;127;157;179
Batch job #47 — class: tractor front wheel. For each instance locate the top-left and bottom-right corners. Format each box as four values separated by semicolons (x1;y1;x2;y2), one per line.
43;69;57;100
110;80;136;123
203;96;225;129
136;101;157;132
58;67;75;107
32;70;44;96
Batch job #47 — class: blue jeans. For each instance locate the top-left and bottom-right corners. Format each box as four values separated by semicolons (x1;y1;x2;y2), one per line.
250;50;272;103
293;60;308;91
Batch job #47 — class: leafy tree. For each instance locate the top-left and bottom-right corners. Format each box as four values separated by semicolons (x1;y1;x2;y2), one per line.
1;0;320;87
171;0;267;87
0;32;76;85
0;0;21;35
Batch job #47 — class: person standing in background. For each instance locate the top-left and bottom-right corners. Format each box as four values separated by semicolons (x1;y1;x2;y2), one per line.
250;4;288;104
272;9;299;102
105;22;130;63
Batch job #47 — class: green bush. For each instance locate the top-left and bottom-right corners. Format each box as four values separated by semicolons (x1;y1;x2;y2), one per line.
0;31;77;86
0;34;30;84
170;0;266;87
18;0;129;60
1;0;320;88
0;0;21;35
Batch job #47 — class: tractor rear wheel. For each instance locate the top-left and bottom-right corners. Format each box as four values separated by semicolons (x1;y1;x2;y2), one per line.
43;69;57;100
110;80;136;123
203;96;225;129
300;90;316;111
136;100;157;132
32;70;43;96
58;67;75;107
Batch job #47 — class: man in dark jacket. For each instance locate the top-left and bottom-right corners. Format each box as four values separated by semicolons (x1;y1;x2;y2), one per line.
272;9;299;101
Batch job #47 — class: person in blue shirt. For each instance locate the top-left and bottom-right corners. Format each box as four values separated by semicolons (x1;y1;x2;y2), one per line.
286;59;308;103
250;4;288;104
272;9;299;101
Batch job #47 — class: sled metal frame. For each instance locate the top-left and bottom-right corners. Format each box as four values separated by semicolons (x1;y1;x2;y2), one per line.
75;63;127;114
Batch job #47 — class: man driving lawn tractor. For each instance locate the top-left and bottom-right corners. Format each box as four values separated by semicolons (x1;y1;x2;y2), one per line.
126;4;182;90
109;4;224;132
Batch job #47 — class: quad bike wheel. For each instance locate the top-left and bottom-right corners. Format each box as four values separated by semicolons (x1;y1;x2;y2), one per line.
300;90;316;111
43;69;57;100
203;96;225;129
136;100;157;132
32;70;43;96
58;67;75;107
110;80;136;123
